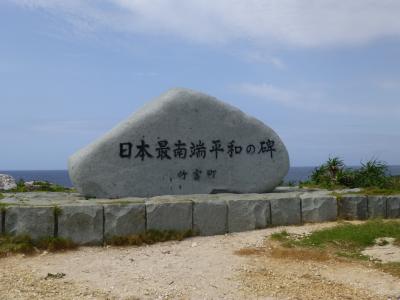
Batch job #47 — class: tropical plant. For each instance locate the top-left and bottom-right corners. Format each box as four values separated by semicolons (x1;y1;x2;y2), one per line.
326;157;344;181
303;157;393;190
354;159;389;188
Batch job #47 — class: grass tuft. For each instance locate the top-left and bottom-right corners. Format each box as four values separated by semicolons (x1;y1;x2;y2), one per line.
270;230;290;241
36;237;77;252
0;235;34;257
0;235;77;258
107;229;195;246
53;206;62;216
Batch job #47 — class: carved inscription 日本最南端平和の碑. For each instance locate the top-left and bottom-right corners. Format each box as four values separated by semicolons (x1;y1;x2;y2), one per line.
119;138;276;160
119;138;277;182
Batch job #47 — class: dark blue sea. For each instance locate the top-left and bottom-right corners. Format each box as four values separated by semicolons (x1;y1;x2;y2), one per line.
1;166;400;188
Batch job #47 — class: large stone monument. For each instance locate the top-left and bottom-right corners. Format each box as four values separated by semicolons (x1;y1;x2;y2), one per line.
68;88;289;198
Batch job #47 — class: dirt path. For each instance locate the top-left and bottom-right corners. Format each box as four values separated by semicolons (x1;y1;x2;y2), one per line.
1;222;400;299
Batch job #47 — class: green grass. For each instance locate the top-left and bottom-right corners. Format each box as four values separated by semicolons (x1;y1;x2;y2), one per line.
0;193;4;200
353;187;400;196
0;202;10;212
8;179;74;193
107;229;195;246
296;220;400;250
0;235;77;257
270;230;290;241
271;220;400;277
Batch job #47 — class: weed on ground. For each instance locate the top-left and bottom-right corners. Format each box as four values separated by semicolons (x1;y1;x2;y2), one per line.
268;220;400;277
0;235;77;258
295;220;400;251
107;229;195;246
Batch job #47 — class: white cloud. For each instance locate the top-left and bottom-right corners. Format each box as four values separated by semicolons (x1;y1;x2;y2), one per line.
244;52;286;69
236;82;400;117
238;83;299;106
8;0;400;48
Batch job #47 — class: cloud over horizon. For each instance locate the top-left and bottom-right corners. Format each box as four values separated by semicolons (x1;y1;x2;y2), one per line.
9;0;400;48
236;82;400;117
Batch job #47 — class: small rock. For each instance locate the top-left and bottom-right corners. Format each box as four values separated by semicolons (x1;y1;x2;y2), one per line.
0;174;17;191
45;272;66;280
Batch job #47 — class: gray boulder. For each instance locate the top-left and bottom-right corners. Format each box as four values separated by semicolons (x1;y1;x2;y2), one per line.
69;88;289;198
0;174;17;191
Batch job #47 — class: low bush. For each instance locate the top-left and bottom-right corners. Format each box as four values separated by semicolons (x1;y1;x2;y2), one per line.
301;157;400;192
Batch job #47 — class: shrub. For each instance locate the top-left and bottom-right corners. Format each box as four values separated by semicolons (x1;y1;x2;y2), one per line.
353;159;389;188
303;157;395;190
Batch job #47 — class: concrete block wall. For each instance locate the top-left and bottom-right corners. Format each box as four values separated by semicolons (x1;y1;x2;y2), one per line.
1;194;399;245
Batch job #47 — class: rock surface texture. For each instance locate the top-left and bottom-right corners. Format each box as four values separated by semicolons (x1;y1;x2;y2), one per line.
338;195;368;220
0;190;400;245
301;193;337;222
57;205;103;245
104;203;146;239
68;88;290;198
5;206;54;240
0;174;17;191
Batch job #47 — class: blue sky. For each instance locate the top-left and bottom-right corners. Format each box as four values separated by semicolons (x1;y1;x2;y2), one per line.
1;0;400;169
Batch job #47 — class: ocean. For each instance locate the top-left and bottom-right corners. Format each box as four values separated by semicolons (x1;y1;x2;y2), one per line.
1;166;400;188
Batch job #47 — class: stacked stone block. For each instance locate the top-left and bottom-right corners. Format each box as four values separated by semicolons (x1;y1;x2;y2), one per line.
1;193;400;245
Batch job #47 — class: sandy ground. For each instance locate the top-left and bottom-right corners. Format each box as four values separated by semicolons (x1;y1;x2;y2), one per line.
363;238;400;263
1;222;400;300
